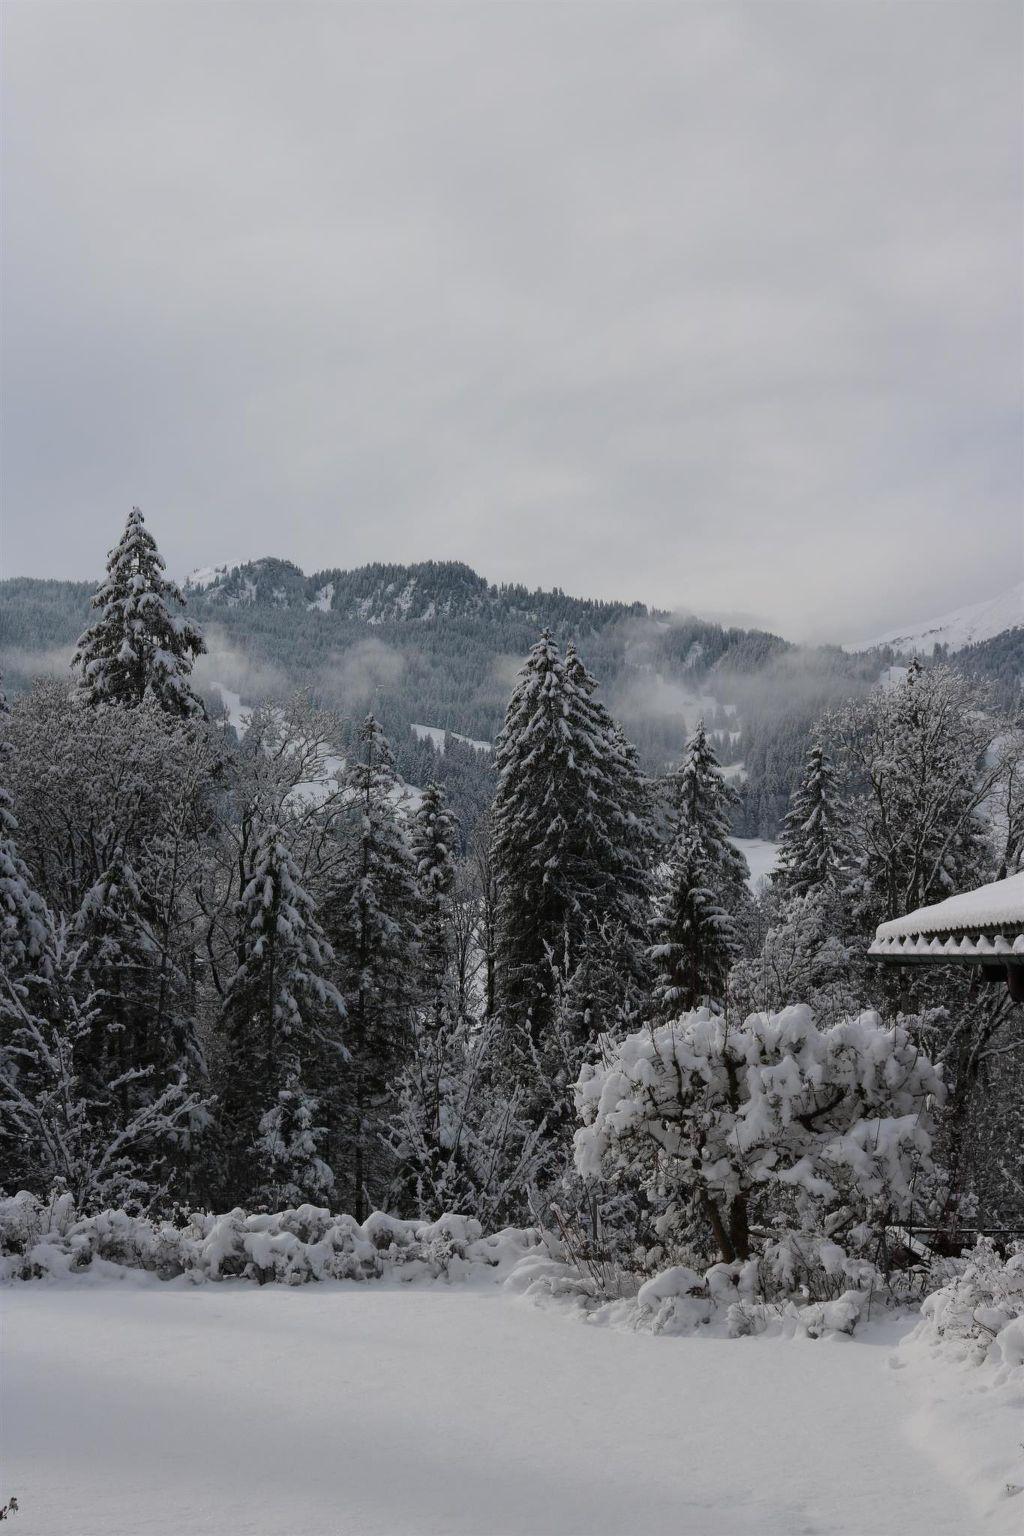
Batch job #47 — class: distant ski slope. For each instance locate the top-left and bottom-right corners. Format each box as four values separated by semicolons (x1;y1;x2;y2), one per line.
846;581;1023;655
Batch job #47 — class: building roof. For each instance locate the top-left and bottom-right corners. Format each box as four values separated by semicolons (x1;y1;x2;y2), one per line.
869;871;1024;964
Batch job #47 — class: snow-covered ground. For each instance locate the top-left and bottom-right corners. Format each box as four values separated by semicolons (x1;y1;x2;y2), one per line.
732;835;780;890
846;580;1023;655
4;1280;1012;1536
411;722;493;754
210;681;249;732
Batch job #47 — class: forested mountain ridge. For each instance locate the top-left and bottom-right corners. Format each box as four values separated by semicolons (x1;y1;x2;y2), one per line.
2;555;1019;838
186;555;653;633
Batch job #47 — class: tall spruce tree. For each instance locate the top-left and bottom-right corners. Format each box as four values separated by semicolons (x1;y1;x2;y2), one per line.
73;507;206;717
491;633;653;1044
774;739;847;896
322;716;421;1218
650;720;748;1012
410;783;459;1036
220;806;343;1207
650;827;737;1013
664;719;749;907
71;849;206;1200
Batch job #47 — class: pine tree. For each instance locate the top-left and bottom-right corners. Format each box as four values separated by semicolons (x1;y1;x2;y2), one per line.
0;678;49;977
650;720;748;1012
410;782;459;1034
0;916;198;1208
220;806;344;1207
650;827;737;1013
491;633;653;1043
255;1075;334;1210
73;507;206;717
72;850;205;1200
387;783;461;1213
774;740;847;896
321;716;421;1218
664;718;749;907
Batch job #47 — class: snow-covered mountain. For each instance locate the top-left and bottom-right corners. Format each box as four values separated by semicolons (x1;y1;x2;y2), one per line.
846;581;1023;655
182;556;649;631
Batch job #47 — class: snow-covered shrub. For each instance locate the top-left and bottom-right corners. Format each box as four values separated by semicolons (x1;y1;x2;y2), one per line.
914;1238;1024;1372
574;1005;944;1293
0;1190;538;1286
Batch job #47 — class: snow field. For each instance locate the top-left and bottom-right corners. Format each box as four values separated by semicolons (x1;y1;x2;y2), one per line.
731;835;780;890
1;1282;999;1536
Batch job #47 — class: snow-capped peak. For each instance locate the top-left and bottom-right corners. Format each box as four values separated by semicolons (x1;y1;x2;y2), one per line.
184;564;231;592
845;580;1023;655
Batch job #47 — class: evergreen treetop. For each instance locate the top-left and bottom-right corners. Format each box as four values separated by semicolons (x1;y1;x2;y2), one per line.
491;632;654;1035
665;717;749;902
649;824;737;1015
321;715;422;1216
774;739;847;896
73;508;206;717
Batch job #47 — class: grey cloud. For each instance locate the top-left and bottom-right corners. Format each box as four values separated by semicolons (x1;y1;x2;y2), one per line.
316;640;406;708
193;629;290;704
3;2;1021;642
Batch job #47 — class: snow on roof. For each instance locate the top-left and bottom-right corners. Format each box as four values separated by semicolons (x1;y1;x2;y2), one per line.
871;871;1024;955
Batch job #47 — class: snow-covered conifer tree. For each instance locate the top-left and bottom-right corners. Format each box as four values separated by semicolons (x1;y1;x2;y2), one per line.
651;721;748;1011
387;783;463;1213
220;807;344;1207
0;679;49;976
0;915;198;1209
663;718;749;907
73;507;206;717
410;782;459;1034
322;716;421;1218
491;633;653;1042
255;1075;335;1210
774;739;847;896
650;827;737;1014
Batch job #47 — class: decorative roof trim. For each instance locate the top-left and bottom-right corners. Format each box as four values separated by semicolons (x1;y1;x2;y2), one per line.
868;931;1024;964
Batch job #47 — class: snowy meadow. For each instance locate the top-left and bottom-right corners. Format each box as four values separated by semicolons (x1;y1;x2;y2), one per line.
4;1196;1024;1535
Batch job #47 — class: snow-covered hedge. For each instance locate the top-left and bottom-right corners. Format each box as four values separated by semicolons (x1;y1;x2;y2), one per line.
912;1238;1024;1375
506;1244;879;1340
0;1191;538;1286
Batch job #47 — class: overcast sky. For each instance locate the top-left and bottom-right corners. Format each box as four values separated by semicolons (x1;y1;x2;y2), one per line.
2;2;1021;641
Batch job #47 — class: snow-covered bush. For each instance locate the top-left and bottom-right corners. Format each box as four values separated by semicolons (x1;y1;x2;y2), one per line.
913;1238;1024;1373
0;1189;538;1286
574;1005;944;1291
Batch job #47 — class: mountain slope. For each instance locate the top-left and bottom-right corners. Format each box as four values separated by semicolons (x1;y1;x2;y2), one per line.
846;580;1023;655
184;557;650;634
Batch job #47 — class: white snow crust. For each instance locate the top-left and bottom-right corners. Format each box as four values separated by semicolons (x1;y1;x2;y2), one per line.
731;836;779;890
411;723;493;754
3;1283;996;1536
